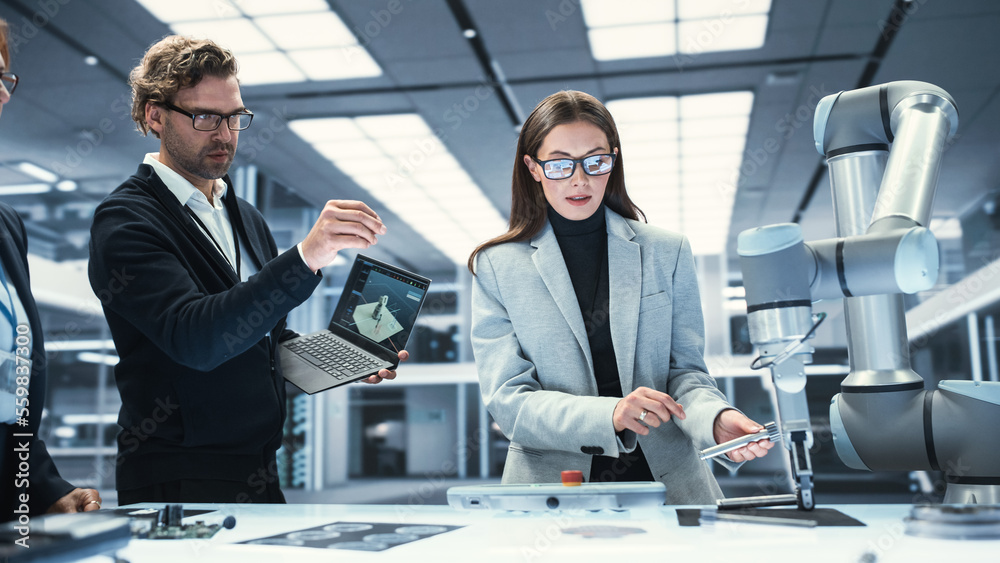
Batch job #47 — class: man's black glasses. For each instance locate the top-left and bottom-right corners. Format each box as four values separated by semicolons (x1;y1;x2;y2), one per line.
532;153;616;180
1;73;18;97
161;101;253;131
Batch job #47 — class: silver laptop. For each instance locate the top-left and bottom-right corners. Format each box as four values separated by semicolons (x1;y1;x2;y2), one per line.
280;254;431;394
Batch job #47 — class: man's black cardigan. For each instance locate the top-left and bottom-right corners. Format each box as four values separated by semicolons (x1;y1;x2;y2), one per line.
88;164;320;494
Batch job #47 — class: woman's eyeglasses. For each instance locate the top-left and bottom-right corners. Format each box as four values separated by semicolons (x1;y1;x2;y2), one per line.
1;73;19;97
531;153;616;180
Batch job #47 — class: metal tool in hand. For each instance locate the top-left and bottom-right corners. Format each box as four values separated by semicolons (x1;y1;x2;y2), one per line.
699;421;781;461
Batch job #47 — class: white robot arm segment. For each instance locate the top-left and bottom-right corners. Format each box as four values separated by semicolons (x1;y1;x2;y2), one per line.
741;81;1000;506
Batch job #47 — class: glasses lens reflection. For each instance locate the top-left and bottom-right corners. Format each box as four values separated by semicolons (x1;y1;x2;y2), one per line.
193;115;223;131
191;112;252;131
540;154;614;180
544;161;573;179
1;74;17;96
230;113;252;130
583;155;613;175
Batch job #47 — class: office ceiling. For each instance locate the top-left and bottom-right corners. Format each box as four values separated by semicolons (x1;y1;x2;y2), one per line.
1;0;999;286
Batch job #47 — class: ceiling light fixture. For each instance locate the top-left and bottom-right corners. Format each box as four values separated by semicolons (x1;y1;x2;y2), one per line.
16;161;60;183
607;91;754;256
290;114;507;265
0;183;52;195
581;0;771;61
76;352;120;366
135;0;382;86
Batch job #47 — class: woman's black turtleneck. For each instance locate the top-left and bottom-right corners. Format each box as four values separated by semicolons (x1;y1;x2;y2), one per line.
547;204;654;483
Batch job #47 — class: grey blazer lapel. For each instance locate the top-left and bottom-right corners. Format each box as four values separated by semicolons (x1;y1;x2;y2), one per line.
530;223;594;372
607;210;641;393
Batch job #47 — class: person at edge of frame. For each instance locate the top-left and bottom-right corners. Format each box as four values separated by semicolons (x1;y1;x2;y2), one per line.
0;16;103;521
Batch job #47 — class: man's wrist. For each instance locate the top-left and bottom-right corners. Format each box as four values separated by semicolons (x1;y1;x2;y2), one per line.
296;242;316;273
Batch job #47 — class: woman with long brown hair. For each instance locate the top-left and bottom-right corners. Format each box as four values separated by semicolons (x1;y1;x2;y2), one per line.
468;90;773;503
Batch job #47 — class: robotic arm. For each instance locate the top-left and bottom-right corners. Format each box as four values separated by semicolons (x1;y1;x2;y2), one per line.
737;81;1000;507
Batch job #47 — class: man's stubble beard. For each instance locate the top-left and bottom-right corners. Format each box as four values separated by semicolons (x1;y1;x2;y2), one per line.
162;119;235;181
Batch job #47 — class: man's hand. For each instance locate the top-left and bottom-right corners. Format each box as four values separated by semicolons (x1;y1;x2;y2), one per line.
47;488;102;513
613;386;686;435
713;409;775;462
363;350;408;384
300;200;387;272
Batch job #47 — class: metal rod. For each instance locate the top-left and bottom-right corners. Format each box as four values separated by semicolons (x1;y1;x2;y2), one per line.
717;493;799;510
699;422;780;461
479;390;490;479
457;382;467;479
986;315;999;382
701;511;818;528
968;312;983;383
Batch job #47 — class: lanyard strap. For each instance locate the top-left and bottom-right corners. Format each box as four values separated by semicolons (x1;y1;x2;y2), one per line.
0;263;16;330
185;205;241;280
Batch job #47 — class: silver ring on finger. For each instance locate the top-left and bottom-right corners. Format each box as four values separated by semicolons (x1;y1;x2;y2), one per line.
638;409;648;422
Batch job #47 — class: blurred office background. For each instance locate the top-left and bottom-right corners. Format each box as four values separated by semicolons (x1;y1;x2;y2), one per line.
1;0;998;506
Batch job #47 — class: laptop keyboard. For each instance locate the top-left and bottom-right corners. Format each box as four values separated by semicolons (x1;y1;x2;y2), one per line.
285;333;386;379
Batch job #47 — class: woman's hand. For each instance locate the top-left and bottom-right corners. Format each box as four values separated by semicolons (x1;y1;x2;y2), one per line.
47;488;102;513
613;386;686;435
712;409;776;461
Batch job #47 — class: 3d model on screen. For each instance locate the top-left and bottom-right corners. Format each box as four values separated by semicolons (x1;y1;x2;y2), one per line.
353;295;401;342
371;295;388;320
738;80;1000;508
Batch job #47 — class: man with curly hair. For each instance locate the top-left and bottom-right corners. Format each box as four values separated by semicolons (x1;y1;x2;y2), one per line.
89;36;404;504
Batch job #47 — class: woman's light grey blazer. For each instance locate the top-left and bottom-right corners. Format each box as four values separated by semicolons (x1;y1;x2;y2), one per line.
471;207;739;505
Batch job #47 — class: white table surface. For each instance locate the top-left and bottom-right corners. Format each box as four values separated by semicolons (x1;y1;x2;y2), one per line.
83;503;996;562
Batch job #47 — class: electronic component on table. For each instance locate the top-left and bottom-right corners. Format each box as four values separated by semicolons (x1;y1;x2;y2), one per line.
131;504;236;540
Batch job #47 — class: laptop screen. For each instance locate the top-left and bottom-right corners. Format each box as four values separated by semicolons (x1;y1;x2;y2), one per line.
329;255;430;356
